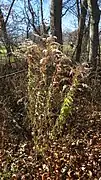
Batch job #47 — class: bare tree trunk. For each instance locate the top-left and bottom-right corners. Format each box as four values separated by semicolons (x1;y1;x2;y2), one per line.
0;8;12;62
75;0;87;62
27;0;40;35
26;21;30;38
5;0;16;24
40;0;46;36
50;0;62;44
88;0;100;68
0;0;16;63
76;0;80;25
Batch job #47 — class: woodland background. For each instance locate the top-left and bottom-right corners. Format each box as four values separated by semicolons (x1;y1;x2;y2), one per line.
0;0;101;179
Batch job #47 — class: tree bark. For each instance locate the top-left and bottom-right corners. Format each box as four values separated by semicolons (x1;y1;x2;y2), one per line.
75;0;87;62
40;0;46;36
88;0;100;68
76;0;80;25
50;0;62;44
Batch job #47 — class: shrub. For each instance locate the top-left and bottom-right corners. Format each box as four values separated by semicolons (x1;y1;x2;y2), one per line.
26;36;83;149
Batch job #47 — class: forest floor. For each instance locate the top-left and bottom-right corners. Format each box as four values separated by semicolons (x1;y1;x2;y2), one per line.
0;63;101;180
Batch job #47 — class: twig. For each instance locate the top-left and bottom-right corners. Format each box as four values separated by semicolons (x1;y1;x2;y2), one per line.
0;69;27;79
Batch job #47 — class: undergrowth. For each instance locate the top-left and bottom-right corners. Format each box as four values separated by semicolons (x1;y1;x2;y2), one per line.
1;37;101;179
26;36;83;148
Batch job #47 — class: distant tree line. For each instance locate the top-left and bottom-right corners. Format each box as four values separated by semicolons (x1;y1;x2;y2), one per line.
0;0;101;68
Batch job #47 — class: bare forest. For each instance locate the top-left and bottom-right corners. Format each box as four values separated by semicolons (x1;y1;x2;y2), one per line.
0;0;101;179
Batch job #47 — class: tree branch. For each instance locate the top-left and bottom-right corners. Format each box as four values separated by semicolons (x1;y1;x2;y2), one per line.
62;2;76;17
5;0;16;24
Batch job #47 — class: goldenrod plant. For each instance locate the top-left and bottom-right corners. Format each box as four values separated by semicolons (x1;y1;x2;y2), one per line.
26;36;83;146
52;69;79;137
